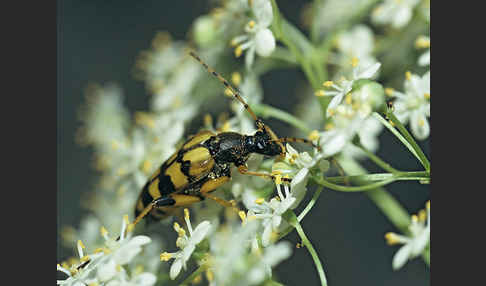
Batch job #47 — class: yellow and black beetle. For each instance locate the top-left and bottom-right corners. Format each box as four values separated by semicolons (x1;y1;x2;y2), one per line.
130;51;319;229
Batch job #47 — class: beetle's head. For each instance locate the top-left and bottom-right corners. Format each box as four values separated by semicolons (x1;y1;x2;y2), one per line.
250;130;284;157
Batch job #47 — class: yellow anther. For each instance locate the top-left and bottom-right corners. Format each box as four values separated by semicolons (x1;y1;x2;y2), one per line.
328;108;335;116
230;38;239;47
206;269;214;282
296;242;303;248
88;283;99;286
385;232;400;245
229;199;237;207
184;208;190;220
426;200;430;210
100;226;108;237
116;265;122;272
411;214;418;222
141;160;152;174
308;130;320;141
418;209;427;222
405;71;412;81
173;222;186;237
418;118;425;127
224;88;234;97
247;214;257;222
231;72;242;86
345;93;352;105
424;93;430;99
274;174;282;185
315;90;326;97
255;198;265;205
238;211;247;225
77;240;86;249
247;20;256;29
234;45;243;58
385;87;395;96
160;252;173;261
351;57;359;67
323;81;334;87
80;255;90;262
324;123;334;130
415;36;431;49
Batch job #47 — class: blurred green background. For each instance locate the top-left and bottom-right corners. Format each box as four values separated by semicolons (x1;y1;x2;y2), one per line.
57;1;430;285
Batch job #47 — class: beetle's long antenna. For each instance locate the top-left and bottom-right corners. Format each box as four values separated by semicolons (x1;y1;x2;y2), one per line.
189;51;262;127
189;51;285;152
272;137;321;151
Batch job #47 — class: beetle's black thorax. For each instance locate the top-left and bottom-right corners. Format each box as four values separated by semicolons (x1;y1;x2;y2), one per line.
205;130;283;166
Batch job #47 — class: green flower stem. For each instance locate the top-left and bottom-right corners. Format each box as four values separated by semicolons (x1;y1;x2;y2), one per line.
278;187;324;240
384;110;431;172
373;112;423;168
325;171;429;184
353;140;400;173
283;210;328;286
422;242;430;266
310;170;430;193
252;103;313;134
179;264;208;286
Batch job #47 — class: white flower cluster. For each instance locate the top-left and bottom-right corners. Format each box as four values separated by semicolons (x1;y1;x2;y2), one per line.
57;216;156;286
372;0;420;29
315;61;385;158
388;71;430;140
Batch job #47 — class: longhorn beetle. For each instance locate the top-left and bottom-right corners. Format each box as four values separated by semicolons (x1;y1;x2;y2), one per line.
129;51;320;230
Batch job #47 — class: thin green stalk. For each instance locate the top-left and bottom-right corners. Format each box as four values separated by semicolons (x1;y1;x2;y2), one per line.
354;140;400;173
325;171;429;184
283;210;328;286
252;103;313;134
373;112;422;167
278;187;324;240
312;175;397;192
385;111;431;172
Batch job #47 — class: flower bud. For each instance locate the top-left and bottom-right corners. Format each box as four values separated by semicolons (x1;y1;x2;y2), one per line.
193;16;216;47
352;79;385;111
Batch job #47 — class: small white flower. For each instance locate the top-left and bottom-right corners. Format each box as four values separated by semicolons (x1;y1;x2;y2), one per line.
342;116;384;159
385;201;430;270
231;0;276;68
247;177;296;246
372;0;420;29
391;71;430;140
317;61;381;117
160;209;212;280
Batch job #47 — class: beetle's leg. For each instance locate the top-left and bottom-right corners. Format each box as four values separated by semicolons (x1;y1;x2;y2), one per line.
272;137;321;152
117;197;176;240
201;192;237;209
237;165;292;183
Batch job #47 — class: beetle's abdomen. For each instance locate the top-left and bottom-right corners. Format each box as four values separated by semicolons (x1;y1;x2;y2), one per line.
134;131;217;222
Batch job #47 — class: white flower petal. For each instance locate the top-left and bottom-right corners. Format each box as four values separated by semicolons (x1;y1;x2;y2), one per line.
392;243;412;270
255;29;276;57
97;259;117;282
252;0;273;27
131;273;157;286
170;258;183;280
356;62;381;79
190;221;211;244
410;111;430;140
